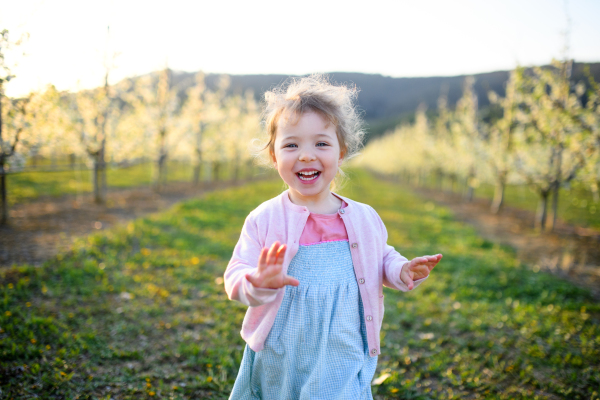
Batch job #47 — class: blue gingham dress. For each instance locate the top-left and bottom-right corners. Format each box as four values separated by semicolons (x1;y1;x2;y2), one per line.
229;240;377;399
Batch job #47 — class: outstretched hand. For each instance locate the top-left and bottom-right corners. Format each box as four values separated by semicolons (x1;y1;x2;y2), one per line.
401;254;442;290
245;241;300;290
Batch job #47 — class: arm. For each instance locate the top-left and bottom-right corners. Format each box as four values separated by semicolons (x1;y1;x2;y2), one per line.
371;206;435;291
224;216;299;307
224;216;279;307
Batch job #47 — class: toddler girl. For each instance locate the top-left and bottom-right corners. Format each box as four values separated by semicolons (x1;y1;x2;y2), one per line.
224;75;442;399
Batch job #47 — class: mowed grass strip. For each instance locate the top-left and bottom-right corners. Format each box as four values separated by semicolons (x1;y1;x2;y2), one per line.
0;171;598;399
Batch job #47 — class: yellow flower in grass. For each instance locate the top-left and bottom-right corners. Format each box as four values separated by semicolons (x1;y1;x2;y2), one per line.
26;302;32;307
207;376;213;383
30;338;36;344
141;248;151;256
5;311;11;317
390;388;399;393
148;391;155;396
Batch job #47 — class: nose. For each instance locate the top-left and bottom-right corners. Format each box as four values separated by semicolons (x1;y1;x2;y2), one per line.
298;147;316;162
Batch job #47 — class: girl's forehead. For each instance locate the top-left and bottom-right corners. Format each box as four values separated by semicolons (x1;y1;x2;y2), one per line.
277;110;334;135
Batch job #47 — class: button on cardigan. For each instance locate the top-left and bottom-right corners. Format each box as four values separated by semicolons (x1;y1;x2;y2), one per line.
224;190;428;357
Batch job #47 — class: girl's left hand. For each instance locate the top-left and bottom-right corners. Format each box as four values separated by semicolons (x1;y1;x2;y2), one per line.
401;254;442;290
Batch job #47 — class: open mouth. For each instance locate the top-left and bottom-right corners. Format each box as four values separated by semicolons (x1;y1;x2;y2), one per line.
296;170;321;181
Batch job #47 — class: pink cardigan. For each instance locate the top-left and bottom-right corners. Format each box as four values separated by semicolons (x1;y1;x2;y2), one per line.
224;190;428;357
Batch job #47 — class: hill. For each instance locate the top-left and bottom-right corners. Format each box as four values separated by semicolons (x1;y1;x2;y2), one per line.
170;62;600;139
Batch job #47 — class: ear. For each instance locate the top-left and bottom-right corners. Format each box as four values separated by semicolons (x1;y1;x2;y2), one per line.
270;150;277;166
338;150;345;166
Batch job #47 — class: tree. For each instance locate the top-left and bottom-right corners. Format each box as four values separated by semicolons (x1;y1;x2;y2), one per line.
125;68;180;191
452;76;485;201
0;28;29;224
514;60;595;230
223;90;260;182
71;80;114;203
179;72;230;185
485;69;521;213
577;66;600;202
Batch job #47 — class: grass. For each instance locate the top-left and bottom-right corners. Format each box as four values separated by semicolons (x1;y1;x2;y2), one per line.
6;161;256;205
428;179;600;229
472;181;600;231
1;170;598;399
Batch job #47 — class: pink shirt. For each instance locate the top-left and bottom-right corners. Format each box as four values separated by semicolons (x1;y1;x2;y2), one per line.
299;201;348;245
224;190;428;357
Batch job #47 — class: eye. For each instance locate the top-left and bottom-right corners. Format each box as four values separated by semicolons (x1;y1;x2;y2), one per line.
316;142;329;147
284;143;297;148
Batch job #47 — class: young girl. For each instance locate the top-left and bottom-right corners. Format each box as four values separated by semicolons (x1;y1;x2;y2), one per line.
224;75;442;399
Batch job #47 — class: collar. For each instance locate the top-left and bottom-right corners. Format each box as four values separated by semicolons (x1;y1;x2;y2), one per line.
281;190;353;215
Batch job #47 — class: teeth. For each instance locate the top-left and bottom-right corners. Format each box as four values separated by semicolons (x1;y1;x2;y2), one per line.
298;171;319;181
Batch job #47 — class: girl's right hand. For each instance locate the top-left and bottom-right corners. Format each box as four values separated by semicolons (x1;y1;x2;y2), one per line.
245;241;300;289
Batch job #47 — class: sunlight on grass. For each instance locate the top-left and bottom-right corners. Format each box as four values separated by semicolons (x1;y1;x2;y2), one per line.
1;171;598;399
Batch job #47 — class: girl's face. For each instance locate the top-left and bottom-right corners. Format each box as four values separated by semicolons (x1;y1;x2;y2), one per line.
272;111;343;205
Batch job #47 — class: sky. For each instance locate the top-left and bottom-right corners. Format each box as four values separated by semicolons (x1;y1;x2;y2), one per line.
2;0;600;97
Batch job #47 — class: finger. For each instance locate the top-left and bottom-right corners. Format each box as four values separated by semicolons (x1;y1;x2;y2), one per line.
283;275;300;287
258;247;268;269
245;273;257;286
266;241;280;265
406;273;414;290
275;244;287;265
412;257;427;267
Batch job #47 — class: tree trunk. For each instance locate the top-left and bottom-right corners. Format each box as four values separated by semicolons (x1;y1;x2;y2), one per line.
100;149;107;203
466;167;476;202
93;155;101;204
436;170;443;190
491;172;506;214
450;175;457;194
212;161;220;182
193;143;202;185
0;92;6;225
193;125;203;185
550;147;563;232
0;162;7;225
536;190;550;231
153;126;167;192
233;161;240;182
193;163;202;186
92;148;107;204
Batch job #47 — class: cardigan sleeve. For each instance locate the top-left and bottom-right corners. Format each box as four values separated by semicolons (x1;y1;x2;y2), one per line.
224;214;281;307
369;206;428;292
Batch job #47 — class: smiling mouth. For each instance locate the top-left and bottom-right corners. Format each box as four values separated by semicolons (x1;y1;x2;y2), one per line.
297;171;321;181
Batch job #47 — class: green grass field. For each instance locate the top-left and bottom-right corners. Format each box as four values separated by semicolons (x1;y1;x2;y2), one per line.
415;175;600;231
1;171;598;399
473;181;600;231
7;161;256;205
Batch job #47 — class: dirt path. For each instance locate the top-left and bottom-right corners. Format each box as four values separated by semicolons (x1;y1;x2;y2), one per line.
0;180;253;268
413;186;600;300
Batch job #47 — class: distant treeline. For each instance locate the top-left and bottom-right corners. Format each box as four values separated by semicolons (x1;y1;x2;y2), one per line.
170;62;600;139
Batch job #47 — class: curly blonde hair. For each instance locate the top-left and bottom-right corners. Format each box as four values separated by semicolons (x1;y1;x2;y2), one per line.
261;74;365;164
